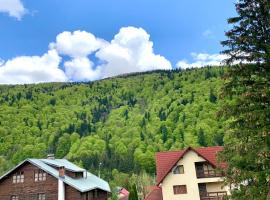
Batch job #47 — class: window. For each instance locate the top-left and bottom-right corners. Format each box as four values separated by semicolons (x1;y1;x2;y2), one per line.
37;193;46;200
173;185;187;194
10;195;19;200
34;170;46;182
173;165;184;174
12;172;24;183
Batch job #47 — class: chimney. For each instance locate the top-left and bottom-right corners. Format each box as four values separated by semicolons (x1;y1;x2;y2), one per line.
47;154;55;159
59;166;65;178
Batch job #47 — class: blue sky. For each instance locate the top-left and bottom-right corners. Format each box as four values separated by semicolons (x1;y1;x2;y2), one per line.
0;0;236;84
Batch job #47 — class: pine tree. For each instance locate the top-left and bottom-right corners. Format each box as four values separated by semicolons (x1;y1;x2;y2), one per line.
197;128;207;147
221;64;270;199
221;0;270;64
220;0;270;199
160;125;168;143
209;88;217;103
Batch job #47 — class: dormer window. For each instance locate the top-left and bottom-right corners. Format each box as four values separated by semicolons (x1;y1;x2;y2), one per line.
34;170;46;182
12;172;24;183
173;165;184;174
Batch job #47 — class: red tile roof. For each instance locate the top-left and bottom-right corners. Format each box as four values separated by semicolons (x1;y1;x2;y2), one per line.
156;146;225;185
145;186;163;200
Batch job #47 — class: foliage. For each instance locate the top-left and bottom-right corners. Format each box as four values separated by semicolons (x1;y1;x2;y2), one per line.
221;0;270;64
220;64;270;199
129;183;139;200
0;67;227;188
220;0;270;199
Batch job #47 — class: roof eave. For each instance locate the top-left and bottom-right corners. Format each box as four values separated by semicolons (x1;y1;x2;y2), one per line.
156;147;222;185
0;159;111;193
0;159;29;181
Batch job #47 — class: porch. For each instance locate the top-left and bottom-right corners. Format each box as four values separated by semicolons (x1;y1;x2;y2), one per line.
198;183;227;200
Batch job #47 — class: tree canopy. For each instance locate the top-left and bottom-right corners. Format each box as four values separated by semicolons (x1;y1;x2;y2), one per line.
0;67;228;198
220;0;270;199
221;0;270;64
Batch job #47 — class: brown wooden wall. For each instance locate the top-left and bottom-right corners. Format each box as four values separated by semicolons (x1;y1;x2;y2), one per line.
65;185;110;200
0;161;110;200
0;162;58;200
81;189;111;200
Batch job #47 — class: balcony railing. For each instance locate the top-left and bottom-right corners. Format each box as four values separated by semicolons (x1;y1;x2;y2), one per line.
196;169;224;178
200;191;227;200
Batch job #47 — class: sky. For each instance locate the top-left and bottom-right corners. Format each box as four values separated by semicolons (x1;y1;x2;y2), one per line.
0;0;236;84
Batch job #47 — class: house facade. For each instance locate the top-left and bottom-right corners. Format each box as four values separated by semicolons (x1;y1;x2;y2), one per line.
0;157;111;200
146;146;229;200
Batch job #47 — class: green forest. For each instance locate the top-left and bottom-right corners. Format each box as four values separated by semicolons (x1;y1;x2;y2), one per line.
0;66;228;195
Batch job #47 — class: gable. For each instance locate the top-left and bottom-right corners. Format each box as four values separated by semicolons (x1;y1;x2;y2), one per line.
0;161;59;198
155;146;224;185
161;150;207;184
0;159;111;193
0;160;37;182
176;150;207;167
155;149;186;186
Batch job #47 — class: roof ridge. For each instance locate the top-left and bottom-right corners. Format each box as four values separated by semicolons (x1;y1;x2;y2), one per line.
156;146;223;154
156;146;224;185
156;150;183;153
0;158;111;193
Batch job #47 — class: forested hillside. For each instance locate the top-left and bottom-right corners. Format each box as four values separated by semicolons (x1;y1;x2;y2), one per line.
0;66;227;179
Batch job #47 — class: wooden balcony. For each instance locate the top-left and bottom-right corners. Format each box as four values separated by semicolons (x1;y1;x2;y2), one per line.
200;191;227;200
196;169;224;179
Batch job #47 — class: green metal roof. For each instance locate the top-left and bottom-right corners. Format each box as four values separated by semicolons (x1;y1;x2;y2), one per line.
0;159;111;193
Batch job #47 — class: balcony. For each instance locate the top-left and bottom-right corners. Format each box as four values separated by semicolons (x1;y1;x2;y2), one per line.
196;169;224;179
200;191;227;200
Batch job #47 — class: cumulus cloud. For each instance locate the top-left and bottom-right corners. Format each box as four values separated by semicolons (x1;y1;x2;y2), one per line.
176;53;228;69
49;27;172;80
0;27;172;84
96;27;172;78
49;30;107;81
0;0;27;20
50;31;107;58
64;57;101;81
0;50;67;84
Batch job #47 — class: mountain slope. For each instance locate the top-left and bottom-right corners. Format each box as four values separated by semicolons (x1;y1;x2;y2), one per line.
0;67;226;175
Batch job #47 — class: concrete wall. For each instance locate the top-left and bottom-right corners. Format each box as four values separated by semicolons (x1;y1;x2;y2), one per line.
161;150;228;200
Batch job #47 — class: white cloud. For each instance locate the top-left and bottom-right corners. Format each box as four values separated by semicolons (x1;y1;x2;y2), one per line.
0;0;27;20
0;50;67;84
96;26;172;78
0;27;172;84
49;30;107;81
64;57;101;81
176;53;228;69
50;31;107;58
